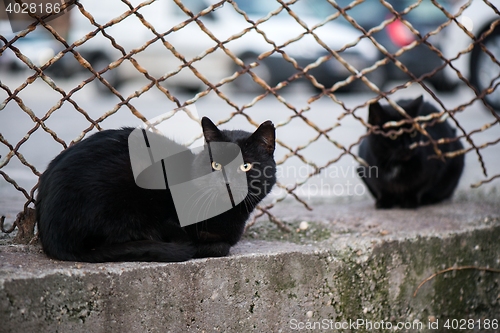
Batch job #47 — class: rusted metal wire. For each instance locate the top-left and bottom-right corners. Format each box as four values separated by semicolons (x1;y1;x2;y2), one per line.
1;0;499;236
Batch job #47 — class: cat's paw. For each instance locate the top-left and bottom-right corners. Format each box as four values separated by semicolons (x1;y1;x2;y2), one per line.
375;198;394;209
194;242;231;258
400;200;420;209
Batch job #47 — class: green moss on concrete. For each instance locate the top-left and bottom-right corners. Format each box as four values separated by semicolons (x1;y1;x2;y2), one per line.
2;225;500;332
288;225;500;333
243;220;332;244
1;194;500;332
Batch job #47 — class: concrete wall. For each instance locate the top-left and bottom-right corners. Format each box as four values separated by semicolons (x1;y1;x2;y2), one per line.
1;194;499;332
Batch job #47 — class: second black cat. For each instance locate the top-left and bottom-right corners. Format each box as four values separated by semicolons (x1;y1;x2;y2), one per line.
36;117;276;262
357;96;464;209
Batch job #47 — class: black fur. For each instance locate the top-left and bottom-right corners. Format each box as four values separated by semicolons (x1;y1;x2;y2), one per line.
36;117;276;262
357;96;464;209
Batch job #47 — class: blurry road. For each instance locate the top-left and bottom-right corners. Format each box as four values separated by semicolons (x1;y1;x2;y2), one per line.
1;72;499;219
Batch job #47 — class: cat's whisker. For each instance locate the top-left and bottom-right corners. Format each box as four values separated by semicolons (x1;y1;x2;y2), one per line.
183;185;222;233
196;191;217;225
197;189;218;233
198;190;218;229
242;193;260;214
183;187;214;226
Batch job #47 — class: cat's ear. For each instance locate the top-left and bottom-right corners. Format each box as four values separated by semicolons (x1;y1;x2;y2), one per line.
248;120;275;155
368;101;386;126
201;117;224;142
405;95;424;118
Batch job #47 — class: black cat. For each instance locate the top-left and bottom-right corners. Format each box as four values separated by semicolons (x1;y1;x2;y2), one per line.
36;117;276;262
357;96;464;209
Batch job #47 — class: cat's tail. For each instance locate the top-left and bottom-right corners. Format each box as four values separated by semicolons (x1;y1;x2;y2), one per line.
72;240;196;263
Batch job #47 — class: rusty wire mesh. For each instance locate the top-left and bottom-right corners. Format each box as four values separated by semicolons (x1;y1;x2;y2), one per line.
1;0;499;236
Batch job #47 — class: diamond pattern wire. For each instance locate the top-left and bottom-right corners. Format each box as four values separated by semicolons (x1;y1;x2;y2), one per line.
0;0;499;234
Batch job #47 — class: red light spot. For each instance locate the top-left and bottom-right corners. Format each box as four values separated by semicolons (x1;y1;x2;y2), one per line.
387;19;415;47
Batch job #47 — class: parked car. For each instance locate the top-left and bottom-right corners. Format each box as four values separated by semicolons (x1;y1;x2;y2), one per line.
0;21;71;77
442;0;500;111
228;0;381;92
63;0;380;93
0;19;120;93
319;0;457;91
2;1;380;94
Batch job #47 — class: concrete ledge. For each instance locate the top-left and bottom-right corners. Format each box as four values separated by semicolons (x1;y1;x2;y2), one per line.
1;192;500;332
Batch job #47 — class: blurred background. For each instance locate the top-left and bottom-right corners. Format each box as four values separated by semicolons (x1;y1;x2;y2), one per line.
1;0;499;223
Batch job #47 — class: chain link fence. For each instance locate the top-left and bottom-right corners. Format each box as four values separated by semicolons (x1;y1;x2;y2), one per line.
1;0;499;237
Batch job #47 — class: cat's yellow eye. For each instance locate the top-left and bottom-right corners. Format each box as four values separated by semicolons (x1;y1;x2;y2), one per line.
239;163;253;172
410;130;418;138
211;161;222;171
389;132;398;140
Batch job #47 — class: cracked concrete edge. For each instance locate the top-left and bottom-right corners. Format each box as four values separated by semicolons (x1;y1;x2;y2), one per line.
1;219;499;333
